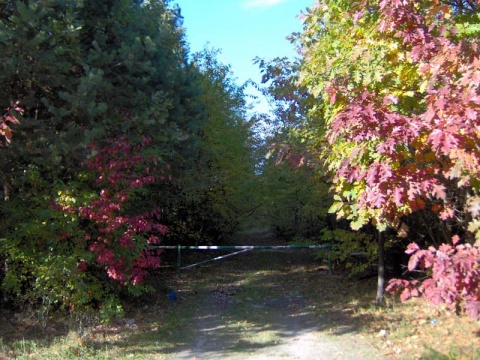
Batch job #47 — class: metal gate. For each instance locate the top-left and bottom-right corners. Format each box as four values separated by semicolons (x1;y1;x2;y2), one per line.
150;244;333;275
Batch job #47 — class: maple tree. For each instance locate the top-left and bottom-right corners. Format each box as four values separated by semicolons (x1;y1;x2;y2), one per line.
297;0;480;312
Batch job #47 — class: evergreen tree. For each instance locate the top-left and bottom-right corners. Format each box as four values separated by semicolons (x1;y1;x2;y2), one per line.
0;0;204;315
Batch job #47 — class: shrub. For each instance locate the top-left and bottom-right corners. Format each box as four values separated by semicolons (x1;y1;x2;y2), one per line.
387;237;480;319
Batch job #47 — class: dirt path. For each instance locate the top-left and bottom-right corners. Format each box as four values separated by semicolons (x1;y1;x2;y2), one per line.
2;229;478;359
160;230;385;359
173;289;383;360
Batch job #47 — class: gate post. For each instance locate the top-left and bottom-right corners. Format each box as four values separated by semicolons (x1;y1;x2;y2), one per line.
177;245;182;276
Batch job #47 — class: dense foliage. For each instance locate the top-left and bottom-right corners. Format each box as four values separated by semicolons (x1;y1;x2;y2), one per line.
387;238;480;319
255;51;380;275
296;0;480;316
2;0;478;322
0;0;259;318
62;137;168;286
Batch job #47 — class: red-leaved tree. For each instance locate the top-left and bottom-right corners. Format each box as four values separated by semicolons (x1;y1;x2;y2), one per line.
298;0;480;314
63;136;168;286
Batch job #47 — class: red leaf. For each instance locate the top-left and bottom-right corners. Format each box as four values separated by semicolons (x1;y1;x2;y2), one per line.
424;105;436;122
289;153;305;169
464;300;480;320
2;127;12;143
400;289;412;301
4;115;19;124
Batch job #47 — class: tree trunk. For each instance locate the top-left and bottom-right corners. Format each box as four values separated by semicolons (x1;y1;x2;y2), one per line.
3;174;11;201
376;231;385;306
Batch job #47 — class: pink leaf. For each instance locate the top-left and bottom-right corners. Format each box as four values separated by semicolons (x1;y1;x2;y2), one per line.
400;289;412;301
466;108;477;120
393;187;404;207
440;207;455;220
451;235;461;246
405;242;420;255
408;251;424;271
467;199;480;217
431;183;447;200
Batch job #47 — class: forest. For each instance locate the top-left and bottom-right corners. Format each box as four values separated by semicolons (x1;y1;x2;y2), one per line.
0;0;479;327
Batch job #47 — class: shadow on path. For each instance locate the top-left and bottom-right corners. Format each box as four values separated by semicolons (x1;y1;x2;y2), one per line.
117;230;385;359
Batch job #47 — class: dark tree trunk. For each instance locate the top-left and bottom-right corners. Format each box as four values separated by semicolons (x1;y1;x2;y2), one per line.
376;231;385;306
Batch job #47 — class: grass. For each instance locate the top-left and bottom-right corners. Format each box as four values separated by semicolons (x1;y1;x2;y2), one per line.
359;296;480;359
1;229;479;359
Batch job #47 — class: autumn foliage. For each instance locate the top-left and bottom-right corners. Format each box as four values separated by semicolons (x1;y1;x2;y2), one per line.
62;137;168;286
387;238;480;319
0;0;260;319
298;0;480;316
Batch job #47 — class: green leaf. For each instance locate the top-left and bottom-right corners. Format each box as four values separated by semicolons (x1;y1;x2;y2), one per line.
350;215;367;230
328;201;344;214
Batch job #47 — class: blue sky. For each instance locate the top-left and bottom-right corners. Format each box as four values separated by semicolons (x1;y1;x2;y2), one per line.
174;0;314;112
